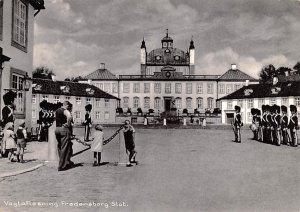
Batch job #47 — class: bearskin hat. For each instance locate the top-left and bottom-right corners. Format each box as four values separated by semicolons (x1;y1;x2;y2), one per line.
234;105;241;112
39;100;47;109
85;104;92;112
281;105;287;113
290;105;297;113
251;108;256;115
265;105;270;112
256;109;261;116
276;105;281;113
261;105;266;112
3;90;17;105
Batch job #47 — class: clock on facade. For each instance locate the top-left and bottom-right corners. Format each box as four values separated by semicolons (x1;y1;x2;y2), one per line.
174;55;180;61
165;49;170;53
156;55;161;60
165;71;171;78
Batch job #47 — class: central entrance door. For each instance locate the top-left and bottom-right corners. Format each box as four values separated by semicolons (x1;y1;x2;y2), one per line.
164;98;172;111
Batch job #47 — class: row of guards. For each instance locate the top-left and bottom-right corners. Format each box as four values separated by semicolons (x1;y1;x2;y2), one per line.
250;104;299;146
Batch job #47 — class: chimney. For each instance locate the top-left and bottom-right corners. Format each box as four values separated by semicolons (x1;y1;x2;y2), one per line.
87;79;91;85
231;64;237;70
284;70;289;76
272;76;278;85
51;75;56;81
245;80;249;86
100;63;105;70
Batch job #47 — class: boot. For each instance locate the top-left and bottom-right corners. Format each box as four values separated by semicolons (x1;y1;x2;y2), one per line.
20;154;25;163
93;152;98;166
97;152;101;166
16;154;20;162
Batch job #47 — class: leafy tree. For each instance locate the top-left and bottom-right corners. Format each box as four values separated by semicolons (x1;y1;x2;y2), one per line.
293;61;300;74
259;64;276;84
33;66;55;79
64;76;83;82
276;67;292;76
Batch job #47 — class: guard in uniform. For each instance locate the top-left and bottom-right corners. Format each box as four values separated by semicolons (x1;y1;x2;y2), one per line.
1;90;17;127
266;105;272;144
84;104;92;141
37;100;47;141
256;109;262;141
250;108;258;140
280;105;289;145
273;105;281;146
233;105;242;143
288;105;299;147
261;105;267;143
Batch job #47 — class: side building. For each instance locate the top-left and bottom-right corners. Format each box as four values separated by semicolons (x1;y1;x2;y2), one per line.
31;78;119;127
219;76;300;124
0;0;45;127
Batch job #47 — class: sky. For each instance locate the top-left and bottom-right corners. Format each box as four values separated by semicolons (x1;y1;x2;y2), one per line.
33;0;300;80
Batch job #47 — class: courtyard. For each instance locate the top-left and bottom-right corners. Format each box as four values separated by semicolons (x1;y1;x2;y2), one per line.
0;127;299;212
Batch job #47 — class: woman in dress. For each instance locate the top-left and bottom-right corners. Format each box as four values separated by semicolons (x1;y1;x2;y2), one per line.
123;120;137;167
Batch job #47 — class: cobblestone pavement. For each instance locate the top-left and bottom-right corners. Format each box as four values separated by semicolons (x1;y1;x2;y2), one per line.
0;127;299;212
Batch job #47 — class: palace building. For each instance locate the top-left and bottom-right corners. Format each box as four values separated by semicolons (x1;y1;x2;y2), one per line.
80;31;258;114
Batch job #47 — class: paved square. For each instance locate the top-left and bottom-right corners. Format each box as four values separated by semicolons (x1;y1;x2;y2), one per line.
0;127;299;212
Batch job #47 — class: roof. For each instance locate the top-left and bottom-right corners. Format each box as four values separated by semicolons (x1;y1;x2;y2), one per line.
83;69;117;80
29;0;45;10
219;68;258;81
218;81;300;100
32;78;119;99
147;48;189;65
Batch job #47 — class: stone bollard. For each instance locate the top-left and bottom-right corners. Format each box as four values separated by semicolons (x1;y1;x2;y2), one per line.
48;122;58;162
202;118;206;127
163;118;167;126
183;118;187;126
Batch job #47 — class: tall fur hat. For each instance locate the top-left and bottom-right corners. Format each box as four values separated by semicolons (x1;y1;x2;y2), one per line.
85;104;92;111
256;109;261;116
290;105;297;112
265;105;270;112
234;105;241;112
276;105;281;113
261;105;266;112
39;100;47;109
251;108;256;115
3;90;17;105
281;105;287;113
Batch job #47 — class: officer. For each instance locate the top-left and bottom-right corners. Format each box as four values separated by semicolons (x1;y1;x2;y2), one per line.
273;105;281;146
84;104;92;141
288;105;298;147
233;105;242;143
280;105;289;145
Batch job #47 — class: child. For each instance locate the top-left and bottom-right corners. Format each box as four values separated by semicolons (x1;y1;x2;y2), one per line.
3;122;16;162
90;124;104;166
123;120;137;166
16;121;27;163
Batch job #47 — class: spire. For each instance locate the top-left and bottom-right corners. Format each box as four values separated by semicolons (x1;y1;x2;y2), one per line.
189;36;195;50
141;37;146;49
166;28;168;37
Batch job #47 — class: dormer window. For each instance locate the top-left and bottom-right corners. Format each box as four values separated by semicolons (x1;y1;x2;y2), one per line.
32;84;42;91
60;86;70;93
86;88;95;95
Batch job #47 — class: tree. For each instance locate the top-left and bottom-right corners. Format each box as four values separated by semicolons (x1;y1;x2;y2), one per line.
33;66;55;79
293;61;300;74
259;64;276;84
64;76;83;82
276;67;292;76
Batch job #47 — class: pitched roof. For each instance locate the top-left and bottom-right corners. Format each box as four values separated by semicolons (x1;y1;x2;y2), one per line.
83;69;117;80
218;81;300;100
32;78;119;99
219;69;258;81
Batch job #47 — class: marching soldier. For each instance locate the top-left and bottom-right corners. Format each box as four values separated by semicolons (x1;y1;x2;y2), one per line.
1;90;17;128
273;105;281;146
266;105;273;144
256;109;262;141
37;100;47;141
250;108;258;140
233;105;242;143
280;105;289;145
84;104;92;141
261;105;267;143
288;105;299;147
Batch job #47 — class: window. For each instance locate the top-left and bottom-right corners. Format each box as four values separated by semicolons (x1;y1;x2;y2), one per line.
258;99;264;108
186;98;192;109
12;0;28;50
207;97;214;109
32;109;36;119
234;84;241;91
95;111;101;119
154;83;161;94
144;83;150;93
270;98;276;106
32;95;36;104
144;97;150;108
123;83;130;93
295;97;300;106
165;83;171;94
133;83;140;93
282;98;288;106
75;111;81;119
133;97;139;108
197;97;203;109
65;96;71;101
96;83;103;90
227;100;233;109
54;96;60;103
112;83;118;93
238;100;243;108
175;98;182;109
186;83;192;94
105;99;109;107
207;83;213;94
226;84;233;94
42;95;48;101
247;112;252;122
0;0;3;40
96;98;101;107
247;99;253;108
76;97;81;105
196;83;203;94
219;84;225;94
104;83;110;93
123;97;129;108
104;112;110;120
154;97;160;109
86;98;91;105
175;83;182;94
11;73;24;113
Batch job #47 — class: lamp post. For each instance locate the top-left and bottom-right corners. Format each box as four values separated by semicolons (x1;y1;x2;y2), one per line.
23;73;32;91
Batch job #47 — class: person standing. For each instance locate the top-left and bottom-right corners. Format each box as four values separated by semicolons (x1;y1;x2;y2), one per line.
16;121;27;163
266;105;272;144
1;91;16;128
256;109;262;141
90;125;104;166
84;104;92;141
55;101;73;171
273;105;281;146
288;105;299;147
3;122;16;162
261;105;267;143
123;120;137;166
233;106;242;143
281;105;289;145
